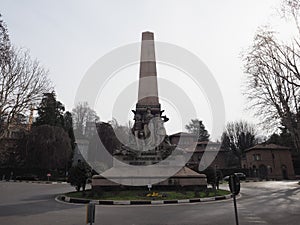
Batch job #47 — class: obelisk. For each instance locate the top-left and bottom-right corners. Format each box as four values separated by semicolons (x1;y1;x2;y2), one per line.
132;31;168;150
136;31;160;112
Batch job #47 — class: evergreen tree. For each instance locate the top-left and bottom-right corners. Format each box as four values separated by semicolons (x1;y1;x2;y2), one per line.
68;160;91;192
63;111;76;149
34;92;65;127
0;13;11;68
63;111;76;170
25;125;72;171
267;127;295;150
185;119;210;141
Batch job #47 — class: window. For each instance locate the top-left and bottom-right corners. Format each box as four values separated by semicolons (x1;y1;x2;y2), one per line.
253;154;261;161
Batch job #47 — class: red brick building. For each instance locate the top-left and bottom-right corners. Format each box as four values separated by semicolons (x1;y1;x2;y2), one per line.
169;132;198;149
169;133;228;171
186;141;228;171
242;144;295;180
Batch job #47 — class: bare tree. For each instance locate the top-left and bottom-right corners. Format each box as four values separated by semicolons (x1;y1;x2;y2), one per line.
281;0;300;34
243;1;300;152
110;118;132;146
221;120;257;166
72;102;99;136
0;14;52;138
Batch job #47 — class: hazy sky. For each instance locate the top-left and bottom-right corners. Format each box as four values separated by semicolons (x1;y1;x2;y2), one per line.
2;0;288;139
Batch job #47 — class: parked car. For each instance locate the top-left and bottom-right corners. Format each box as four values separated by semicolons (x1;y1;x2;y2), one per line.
223;172;246;181
16;174;39;181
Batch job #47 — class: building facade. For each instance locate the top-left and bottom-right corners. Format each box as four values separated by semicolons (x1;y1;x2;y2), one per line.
242;144;295;180
186;141;228;171
169;133;228;172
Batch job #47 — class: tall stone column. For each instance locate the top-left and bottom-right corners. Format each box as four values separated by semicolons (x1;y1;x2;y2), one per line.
137;31;160;109
132;32;168;151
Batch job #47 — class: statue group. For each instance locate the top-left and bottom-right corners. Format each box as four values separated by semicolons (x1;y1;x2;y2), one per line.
132;108;169;151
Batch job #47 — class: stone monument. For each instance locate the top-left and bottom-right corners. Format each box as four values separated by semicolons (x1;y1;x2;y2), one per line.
92;32;207;190
114;31;172;165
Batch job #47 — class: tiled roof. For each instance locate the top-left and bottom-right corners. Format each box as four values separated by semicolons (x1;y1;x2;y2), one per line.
245;143;290;152
169;132;198;137
184;142;226;153
173;166;206;177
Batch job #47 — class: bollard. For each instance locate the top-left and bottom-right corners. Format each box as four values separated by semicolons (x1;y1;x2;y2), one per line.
229;174;240;225
86;202;96;225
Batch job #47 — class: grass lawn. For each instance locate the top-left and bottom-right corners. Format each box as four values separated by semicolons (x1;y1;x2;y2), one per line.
65;189;231;201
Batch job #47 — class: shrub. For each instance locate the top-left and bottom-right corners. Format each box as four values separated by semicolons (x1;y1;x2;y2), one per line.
68;160;91;191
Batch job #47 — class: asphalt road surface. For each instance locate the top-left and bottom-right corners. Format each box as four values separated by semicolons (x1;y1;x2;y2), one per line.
0;180;299;225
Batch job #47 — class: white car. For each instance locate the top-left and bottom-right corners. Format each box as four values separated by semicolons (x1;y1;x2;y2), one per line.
223;173;246;181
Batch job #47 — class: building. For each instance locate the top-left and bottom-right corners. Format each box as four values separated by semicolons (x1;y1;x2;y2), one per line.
169;132;198;149
185;141;228;172
169;132;228;172
242;144;295;180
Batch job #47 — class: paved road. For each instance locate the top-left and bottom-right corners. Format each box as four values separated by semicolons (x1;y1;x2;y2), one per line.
0;181;299;225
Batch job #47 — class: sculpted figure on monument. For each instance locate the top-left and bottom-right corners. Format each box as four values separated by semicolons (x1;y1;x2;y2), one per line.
133;114;143;131
141;108;155;149
132;113;144;150
143;108;153;138
154;117;166;146
145;119;156;149
144;108;153;122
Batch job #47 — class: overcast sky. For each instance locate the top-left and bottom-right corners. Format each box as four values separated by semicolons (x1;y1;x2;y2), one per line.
2;0;289;139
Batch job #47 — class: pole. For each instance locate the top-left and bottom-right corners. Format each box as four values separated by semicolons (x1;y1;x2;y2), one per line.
214;165;217;196
230;175;239;225
86;202;95;225
233;193;239;225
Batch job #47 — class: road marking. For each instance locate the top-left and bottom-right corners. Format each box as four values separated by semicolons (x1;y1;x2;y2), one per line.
244;216;263;220
238;205;268;224
247;221;267;223
242;214;257;217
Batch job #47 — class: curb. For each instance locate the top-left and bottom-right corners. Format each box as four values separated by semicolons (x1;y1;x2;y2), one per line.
57;194;233;205
4;180;68;184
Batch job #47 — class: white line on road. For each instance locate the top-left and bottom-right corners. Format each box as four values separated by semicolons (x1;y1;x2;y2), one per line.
247;221;267;223
244;216;264;220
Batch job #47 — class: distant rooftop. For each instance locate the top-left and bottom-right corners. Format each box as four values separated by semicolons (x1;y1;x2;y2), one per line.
169;132;198;137
245;143;290;152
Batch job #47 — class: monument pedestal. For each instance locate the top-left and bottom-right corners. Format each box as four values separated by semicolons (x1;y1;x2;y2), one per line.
92;166;207;191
